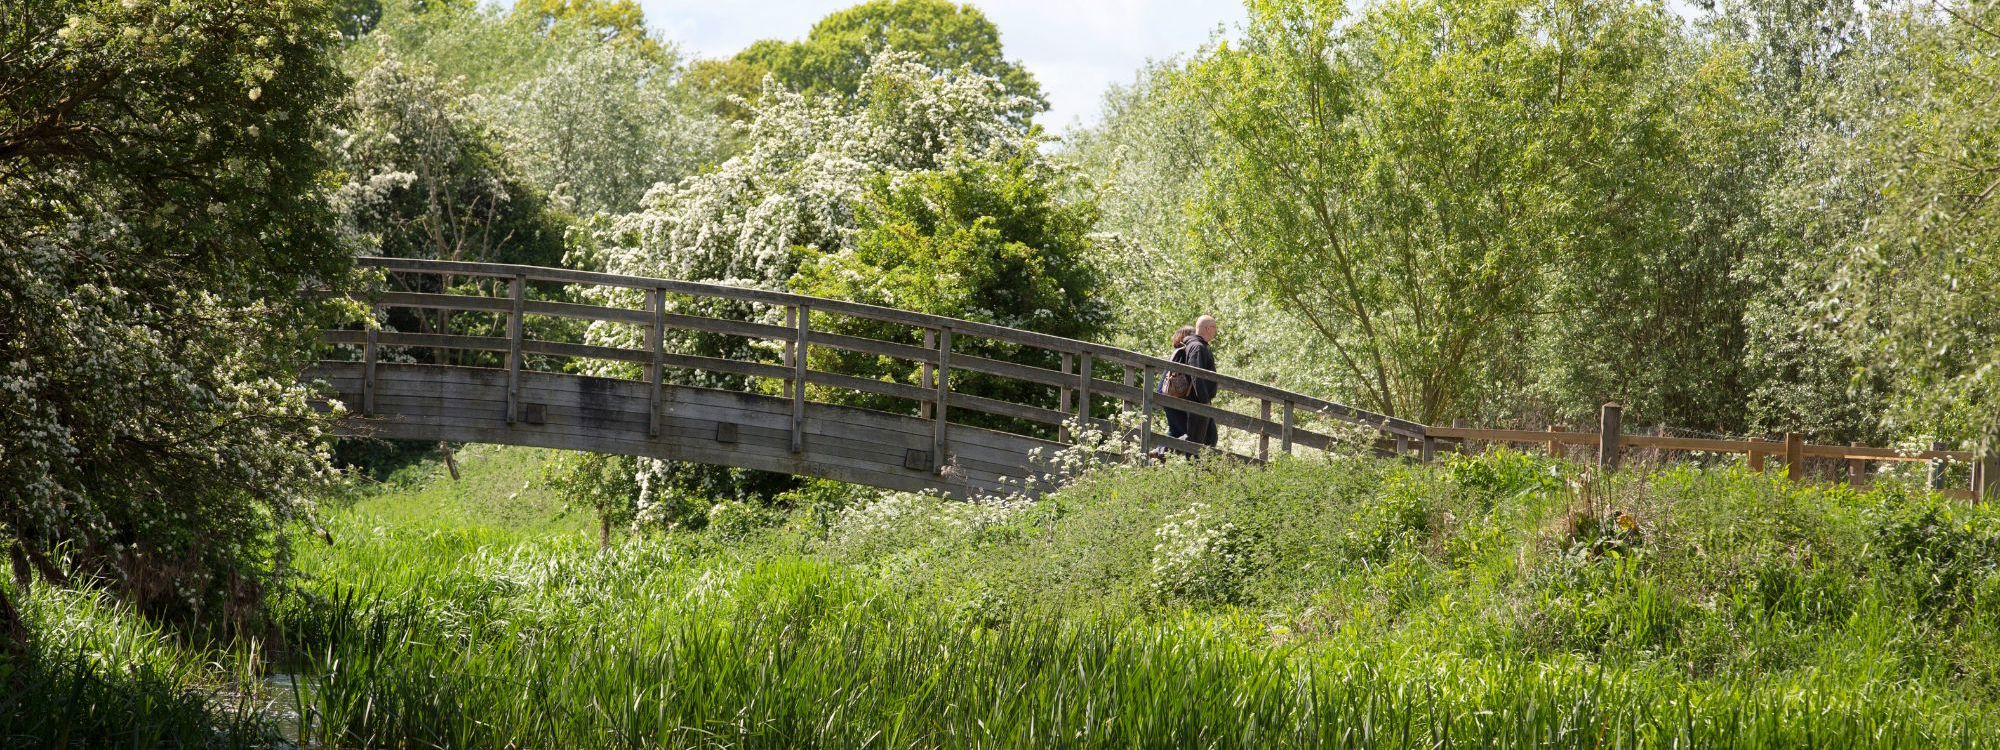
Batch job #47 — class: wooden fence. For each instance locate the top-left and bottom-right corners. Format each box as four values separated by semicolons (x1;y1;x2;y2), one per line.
1434;404;1998;501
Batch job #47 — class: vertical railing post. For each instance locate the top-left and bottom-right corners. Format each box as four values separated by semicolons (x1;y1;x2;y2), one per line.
1784;431;1804;482
506;275;524;425
362;304;379;416
1978;438;1997;503
1547;425;1561;459
1281;401;1294;454
1140;365;1156;456
1748;438;1767;473
1121;365;1136;418
1058;352;1073;443
791;305;809;454
647;288;664;437
1847;441;1866;488
1076;351;1093;437
932;326;952;472
1258;399;1272;462
1929;440;1949;490
1597;402;1623;473
919;328;936;420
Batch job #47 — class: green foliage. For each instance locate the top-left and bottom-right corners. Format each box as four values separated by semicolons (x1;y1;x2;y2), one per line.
0;0;351;627
1188;0;1749;425
735;0;1046;125
792;151;1109;428
333;52;571;266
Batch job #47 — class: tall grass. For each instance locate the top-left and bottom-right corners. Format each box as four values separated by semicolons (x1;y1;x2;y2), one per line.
17;447;2000;747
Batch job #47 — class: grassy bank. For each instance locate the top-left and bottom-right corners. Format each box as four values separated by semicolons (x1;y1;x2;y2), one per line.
13;446;2000;747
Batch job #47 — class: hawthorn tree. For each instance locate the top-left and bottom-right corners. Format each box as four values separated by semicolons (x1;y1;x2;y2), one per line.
0;0;355;643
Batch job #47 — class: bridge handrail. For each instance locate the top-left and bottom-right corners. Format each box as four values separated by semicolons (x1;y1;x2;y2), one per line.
330;257;1431;463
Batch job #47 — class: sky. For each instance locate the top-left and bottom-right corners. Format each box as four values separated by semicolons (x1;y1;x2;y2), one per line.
633;1;1248;130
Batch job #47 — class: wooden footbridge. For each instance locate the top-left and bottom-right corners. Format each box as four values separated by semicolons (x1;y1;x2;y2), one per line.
310;257;1429;497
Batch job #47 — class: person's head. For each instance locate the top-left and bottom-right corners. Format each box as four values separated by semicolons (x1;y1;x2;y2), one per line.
1195;315;1218;342
1171;325;1196;349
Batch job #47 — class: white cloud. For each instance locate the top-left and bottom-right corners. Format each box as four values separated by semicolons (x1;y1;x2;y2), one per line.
630;0;1245;128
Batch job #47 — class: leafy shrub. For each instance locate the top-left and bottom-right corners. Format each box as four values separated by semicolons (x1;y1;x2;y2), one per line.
1149;503;1255;606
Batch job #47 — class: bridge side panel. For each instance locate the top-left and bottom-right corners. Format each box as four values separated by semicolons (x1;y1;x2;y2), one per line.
305;362;1050;498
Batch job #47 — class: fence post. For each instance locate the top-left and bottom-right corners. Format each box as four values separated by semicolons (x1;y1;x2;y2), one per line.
1140;365;1156;456
1928;440;1949;490
1281;401;1294;455
790;305;809;454
1847;441;1866;488
362;304;379;416
1597;403;1623;472
1979;438;1997;503
932;326;952;473
1058;352;1073;443
919;329;936;420
1451;418;1469;454
506;275;524;425
1547;425;1561;459
1259;399;1272;462
1076;351;1093;437
647;288;663;438
1783;432;1804;481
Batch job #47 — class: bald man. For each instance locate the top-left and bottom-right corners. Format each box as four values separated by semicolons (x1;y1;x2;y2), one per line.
1182;315;1220;447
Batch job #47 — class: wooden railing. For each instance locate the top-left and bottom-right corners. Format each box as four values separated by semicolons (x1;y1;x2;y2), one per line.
1435;404;1998;501
321;257;1429;471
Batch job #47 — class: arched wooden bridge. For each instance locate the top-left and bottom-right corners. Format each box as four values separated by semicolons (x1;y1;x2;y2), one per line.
311;257;1431;497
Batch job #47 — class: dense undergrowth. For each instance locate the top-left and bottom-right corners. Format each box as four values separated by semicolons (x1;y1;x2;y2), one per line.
10;446;2000;747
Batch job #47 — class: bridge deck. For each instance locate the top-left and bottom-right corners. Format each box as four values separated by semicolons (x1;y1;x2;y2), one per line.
311;362;1056;498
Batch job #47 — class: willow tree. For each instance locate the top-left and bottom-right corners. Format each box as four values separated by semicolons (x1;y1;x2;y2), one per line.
1192;0;1733;424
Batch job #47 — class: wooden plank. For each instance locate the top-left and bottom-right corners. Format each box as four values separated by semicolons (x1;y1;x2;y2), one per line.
663;312;792;342
1848;441;1866;488
1784;432;1804;482
1140;365;1155;455
521;339;652;364
947;391;1069;427
1076;351;1092;439
523;298;651;326
1598;403;1622;472
952;353;1071;389
506;275;524;425
806;370;932;404
362;307;379;415
792;305;809;453
1258;400;1271;461
648;288;664;437
378;291;513;314
919;329;936;420
807;330;938;365
659;353;791;382
1059;352;1072;443
1748;438;1767;472
374;332;513;353
934;326;952;472
1282;401;1293;454
1431;427;1602;444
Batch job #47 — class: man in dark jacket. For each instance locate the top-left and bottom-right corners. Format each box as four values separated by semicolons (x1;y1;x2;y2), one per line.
1182;315;1221;447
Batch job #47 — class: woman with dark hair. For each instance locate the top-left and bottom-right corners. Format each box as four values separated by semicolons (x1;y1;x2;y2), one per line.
1161;325;1196;441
